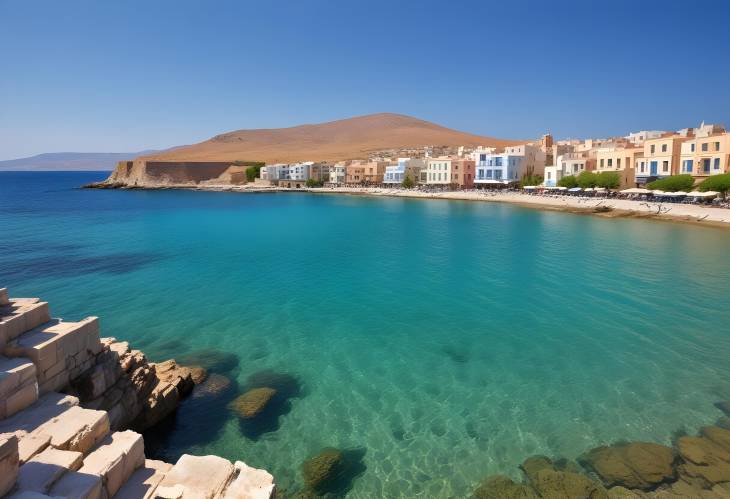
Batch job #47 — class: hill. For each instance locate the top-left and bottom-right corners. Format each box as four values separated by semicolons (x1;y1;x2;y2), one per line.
0;151;160;171
142;113;520;164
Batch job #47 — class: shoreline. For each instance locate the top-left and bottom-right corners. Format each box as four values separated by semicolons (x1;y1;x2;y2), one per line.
85;182;730;229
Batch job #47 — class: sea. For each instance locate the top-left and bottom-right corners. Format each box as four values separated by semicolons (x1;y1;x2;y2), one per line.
2;171;730;497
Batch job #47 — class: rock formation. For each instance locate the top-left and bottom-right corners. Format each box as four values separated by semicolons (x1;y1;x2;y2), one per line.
0;287;275;498
229;387;276;419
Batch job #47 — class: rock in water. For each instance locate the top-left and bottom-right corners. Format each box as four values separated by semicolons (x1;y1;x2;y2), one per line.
229;387;277;419
520;455;554;484
581;442;676;490
472;475;538;499
154;359;195;397
531;469;609;499
192;373;231;398
301;448;343;493
190;366;207;384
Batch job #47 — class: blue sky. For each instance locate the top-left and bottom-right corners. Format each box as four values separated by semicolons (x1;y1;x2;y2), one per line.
1;0;729;160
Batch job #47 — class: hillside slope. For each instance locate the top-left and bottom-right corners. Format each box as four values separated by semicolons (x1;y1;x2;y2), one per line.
0;151;159;171
142;113;519;164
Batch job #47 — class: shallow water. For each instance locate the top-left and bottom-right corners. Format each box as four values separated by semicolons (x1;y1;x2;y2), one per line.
3;172;730;497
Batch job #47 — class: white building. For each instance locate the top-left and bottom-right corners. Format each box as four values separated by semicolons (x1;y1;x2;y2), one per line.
543;165;563;187
474;144;545;185
625;130;666;145
328;163;346;184
425;157;453;185
260;164;287;181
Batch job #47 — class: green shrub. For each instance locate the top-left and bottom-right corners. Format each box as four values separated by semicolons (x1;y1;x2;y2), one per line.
698;173;730;195
646;174;694;191
245;165;263;182
558;175;578;188
596;171;620;189
576;171;598;188
520;174;543;188
305;178;324;188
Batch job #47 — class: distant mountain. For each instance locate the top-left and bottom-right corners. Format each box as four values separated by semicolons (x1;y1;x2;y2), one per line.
0;151;160;171
142;113;521;164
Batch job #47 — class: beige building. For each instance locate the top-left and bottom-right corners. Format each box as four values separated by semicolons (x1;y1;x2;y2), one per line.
595;146;643;189
679;128;730;182
636;135;686;183
345;161;387;184
450;159;475;188
425;157;453;185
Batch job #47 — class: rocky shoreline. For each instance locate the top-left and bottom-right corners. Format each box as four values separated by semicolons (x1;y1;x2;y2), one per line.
0;287;275;498
472;402;730;498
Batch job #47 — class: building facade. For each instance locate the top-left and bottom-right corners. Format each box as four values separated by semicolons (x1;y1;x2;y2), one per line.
637;136;686;184
594;146;642;189
679;128;730;182
383;158;425;184
328;163;346;184
450;159;475;188
345;161;387;184
425;157;453;185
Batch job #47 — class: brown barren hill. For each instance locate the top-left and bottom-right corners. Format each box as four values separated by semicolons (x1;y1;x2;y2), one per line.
142;113;519;164
101;113;521;187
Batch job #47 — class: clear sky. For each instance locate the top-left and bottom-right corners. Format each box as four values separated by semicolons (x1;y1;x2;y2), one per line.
2;0;730;160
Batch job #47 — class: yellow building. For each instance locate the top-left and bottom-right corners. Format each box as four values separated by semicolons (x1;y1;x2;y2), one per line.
595;146;643;188
679;131;730;182
636;135;686;184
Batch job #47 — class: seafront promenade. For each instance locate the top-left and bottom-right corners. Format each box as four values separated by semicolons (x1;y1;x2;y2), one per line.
0;287;275;499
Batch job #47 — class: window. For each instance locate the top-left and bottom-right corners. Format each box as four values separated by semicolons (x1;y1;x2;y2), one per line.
662;161;669;172
607;158;613;167
661;144;667;153
650;145;656;153
617;158;621;168
714;158;721;170
716;142;721;151
640;162;645;173
480;154;486;161
486;169;493;179
600;159;605;168
703;159;710;173
495;170;502;180
702;143;708;152
684;160;693;173
691;143;696;152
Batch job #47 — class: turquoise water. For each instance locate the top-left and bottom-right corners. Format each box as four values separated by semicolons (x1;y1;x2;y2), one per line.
3;172;730;497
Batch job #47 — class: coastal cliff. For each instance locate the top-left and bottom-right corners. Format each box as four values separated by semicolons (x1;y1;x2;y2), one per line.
102;159;248;188
0;287;275;498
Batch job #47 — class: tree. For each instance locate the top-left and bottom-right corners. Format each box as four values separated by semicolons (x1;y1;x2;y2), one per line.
698;173;730;197
576;171;598;188
305;178;324;188
245;165;263;182
558;175;578;188
646;174;694;191
401;173;415;189
596;171;620;189
520;174;543;187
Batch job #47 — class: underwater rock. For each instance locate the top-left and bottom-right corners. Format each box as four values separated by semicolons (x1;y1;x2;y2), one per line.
581;442;676;491
606;486;647;498
192;373;231;398
189;366;208;384
676;433;730;487
301;448;344;493
520;455;555;484
229;387;277;419
531;469;608;499
472;475;538;499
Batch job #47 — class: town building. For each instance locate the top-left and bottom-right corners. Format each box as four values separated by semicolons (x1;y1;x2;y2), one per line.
625;130;666;145
383;158;425;184
679;125;730;181
594;146;643;188
474;144;546;185
425;157;453;185
328;163;346;184
345;161;387;184
636;135;686;184
450;159;475;188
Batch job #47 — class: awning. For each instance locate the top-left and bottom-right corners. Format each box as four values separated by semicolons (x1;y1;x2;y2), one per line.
568;187;582;192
